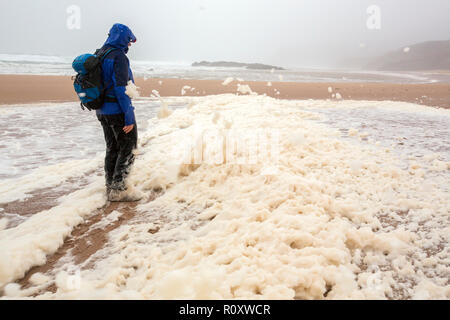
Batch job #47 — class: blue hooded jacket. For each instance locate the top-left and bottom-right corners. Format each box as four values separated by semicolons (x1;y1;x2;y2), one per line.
96;24;137;126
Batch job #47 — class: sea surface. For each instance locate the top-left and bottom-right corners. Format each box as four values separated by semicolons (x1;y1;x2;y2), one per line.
1;53;449;84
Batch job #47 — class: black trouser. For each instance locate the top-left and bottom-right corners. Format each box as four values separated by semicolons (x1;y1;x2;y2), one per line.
97;114;137;190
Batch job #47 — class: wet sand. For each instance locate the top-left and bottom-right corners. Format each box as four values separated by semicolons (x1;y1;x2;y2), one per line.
2;181;163;295
0;75;449;108
17;200;140;295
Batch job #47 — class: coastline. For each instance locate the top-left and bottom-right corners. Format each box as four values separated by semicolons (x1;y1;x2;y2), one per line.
0;74;449;108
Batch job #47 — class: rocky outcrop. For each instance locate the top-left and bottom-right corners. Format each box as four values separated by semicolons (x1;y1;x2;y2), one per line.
192;61;285;70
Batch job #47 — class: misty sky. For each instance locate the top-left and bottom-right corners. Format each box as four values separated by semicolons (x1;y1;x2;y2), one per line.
0;0;449;68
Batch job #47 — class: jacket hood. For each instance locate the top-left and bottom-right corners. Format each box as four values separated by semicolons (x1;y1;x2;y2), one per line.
104;24;136;54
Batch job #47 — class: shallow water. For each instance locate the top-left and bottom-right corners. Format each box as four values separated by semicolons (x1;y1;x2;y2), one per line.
2;54;449;84
1;99;449;183
0;101;160;180
303;103;450;192
313;106;450;159
0;96;449;299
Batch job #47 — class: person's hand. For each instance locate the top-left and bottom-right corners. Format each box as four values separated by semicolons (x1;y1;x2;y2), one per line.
123;124;134;134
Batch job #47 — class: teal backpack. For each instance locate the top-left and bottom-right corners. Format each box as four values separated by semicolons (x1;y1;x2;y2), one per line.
72;48;117;111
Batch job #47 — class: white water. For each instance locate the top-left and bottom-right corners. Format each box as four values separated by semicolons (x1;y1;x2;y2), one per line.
1;53;448;83
0;95;449;299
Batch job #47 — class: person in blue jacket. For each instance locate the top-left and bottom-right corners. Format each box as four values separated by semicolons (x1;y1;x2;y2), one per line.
95;23;140;202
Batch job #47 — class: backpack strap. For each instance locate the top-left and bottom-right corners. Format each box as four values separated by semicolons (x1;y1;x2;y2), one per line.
95;47;118;62
100;48;118;62
94;47;121;100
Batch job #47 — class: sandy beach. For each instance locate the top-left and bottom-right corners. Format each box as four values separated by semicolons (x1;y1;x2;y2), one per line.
3;0;450;304
0;74;449;300
0;74;449;108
